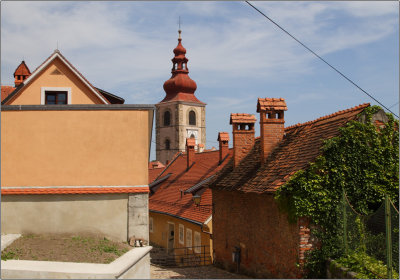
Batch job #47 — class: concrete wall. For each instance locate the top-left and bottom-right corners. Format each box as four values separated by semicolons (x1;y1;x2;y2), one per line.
5;57;104;105
1;246;152;279
1;194;128;241
212;189;301;278
1;109;151;187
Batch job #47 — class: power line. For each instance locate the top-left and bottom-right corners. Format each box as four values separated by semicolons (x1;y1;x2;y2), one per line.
245;1;399;119
388;102;399;110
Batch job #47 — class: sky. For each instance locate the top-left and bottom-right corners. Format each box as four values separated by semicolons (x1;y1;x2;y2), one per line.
1;1;399;160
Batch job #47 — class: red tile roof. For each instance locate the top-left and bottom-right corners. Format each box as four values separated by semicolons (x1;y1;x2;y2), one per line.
14;61;31;77
211;103;370;194
149;162;166;183
257;97;287;112
1;186;149;195
230;113;257;124
1;86;15;102
149;149;233;224
217;132;230;141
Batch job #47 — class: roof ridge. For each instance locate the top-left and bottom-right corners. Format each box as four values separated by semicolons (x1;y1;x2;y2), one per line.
285;103;370;131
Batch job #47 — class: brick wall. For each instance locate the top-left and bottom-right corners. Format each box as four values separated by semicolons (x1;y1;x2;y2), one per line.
260;118;285;163
213;189;311;278
232;131;254;167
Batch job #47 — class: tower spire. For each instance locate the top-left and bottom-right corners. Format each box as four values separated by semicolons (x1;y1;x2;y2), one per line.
161;28;205;104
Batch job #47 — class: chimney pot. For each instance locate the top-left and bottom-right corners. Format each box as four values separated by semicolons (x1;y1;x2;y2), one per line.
257;98;287;164
186;138;196;169
217;132;230;163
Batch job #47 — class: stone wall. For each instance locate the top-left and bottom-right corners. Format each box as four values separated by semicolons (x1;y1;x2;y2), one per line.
128;193;149;243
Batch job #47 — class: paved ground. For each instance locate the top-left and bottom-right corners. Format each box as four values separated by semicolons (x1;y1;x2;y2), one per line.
151;264;250;279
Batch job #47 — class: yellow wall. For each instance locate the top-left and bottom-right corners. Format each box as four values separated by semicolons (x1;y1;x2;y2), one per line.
6;57;105;105
1;194;128;241
149;211;213;260
1;109;151;187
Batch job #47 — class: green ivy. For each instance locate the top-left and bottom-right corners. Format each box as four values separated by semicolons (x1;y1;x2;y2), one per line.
336;251;399;279
275;105;399;278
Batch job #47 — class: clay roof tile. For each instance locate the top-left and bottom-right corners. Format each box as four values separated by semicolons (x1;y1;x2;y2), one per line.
230;113;257;124
213;103;370;194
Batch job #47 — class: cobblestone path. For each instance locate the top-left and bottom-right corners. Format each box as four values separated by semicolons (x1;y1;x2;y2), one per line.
151;264;250;279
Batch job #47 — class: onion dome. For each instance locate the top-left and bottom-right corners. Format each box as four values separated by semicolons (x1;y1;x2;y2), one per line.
14;61;31;87
161;30;204;104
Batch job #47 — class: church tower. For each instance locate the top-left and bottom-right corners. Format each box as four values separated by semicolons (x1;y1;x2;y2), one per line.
156;30;206;164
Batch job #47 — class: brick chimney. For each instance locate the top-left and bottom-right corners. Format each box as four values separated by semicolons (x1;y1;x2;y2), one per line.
230;113;256;167
217;132;229;164
186;138;196;169
257;98;287;164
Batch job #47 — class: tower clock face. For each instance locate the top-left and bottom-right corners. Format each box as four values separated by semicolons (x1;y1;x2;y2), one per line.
187;129;198;144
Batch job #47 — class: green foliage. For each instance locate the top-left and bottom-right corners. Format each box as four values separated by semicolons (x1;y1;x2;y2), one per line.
336;251;399;279
1;250;16;261
275;106;399;278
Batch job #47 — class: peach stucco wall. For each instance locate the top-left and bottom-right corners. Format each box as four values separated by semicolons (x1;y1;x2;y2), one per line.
1;109;151;187
5;57;105;105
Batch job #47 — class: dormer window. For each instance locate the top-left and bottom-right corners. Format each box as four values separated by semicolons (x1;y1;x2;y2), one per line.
41;87;71;105
45;91;67;104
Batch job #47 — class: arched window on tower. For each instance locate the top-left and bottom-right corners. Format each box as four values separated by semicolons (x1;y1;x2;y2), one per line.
164;111;171;126
189;110;196;126
165;139;170;150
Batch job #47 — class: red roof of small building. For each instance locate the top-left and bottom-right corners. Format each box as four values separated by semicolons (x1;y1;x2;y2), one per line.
14;61;31;77
1;86;15;102
211;103;370;194
149;149;233;224
257;97;288;112
230;113;257;124
217;132;230;141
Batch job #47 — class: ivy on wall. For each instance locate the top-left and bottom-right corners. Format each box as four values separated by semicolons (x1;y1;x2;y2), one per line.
275;105;399;278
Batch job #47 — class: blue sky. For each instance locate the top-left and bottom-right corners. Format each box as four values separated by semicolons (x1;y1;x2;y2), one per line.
1;1;398;160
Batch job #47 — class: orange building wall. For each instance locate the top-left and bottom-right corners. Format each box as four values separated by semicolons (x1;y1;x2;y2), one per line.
5;57;105;105
1;109;152;187
150;211;213;261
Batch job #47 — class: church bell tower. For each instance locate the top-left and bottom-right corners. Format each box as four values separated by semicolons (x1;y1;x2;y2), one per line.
156;30;206;164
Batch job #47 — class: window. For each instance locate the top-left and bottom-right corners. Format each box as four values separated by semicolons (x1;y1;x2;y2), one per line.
45;91;67;104
189;110;196;125
149;217;153;233
179;224;184;245
186;228;192;249
41;87;71;105
164;111;171;126
194;231;201;253
165;139;170;150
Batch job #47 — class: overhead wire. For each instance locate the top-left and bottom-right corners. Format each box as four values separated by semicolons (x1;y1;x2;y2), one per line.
245;1;399;119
